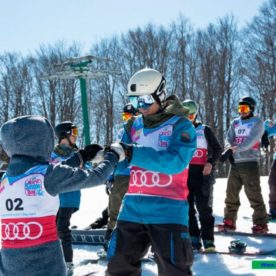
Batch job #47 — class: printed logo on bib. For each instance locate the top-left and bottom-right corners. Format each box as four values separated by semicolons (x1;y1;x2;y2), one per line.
130;169;173;187
1;221;43;240
25;177;44;196
158;128;172;147
128;166;189;200
193;149;204;158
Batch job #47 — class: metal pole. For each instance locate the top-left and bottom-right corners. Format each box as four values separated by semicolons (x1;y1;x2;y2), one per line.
79;77;91;145
42;56;119;146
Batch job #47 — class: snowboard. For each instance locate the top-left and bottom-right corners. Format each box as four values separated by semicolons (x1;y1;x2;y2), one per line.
72;229;106;245
214;229;276;238
196;248;276;256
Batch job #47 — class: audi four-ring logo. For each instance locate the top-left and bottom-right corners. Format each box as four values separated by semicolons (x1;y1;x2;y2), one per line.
130;170;173;187
1;222;43;240
193;149;204;158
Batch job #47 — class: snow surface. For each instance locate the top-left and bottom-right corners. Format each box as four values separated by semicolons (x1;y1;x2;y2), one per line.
70;176;276;276
1;177;276;275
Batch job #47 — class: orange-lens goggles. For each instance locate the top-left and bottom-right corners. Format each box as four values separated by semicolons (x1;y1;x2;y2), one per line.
122;112;132;121
188;114;196;121
71;127;78;137
238;105;250;113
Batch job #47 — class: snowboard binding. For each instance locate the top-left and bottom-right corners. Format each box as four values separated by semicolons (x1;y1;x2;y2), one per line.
228;239;247;254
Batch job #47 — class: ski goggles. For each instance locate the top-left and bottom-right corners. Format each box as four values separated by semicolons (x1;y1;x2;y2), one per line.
129;95;155;110
238;104;250;113
122;112;132;121
71;127;78;137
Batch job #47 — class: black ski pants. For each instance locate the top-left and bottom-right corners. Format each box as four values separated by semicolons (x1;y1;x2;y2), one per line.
56;207;78;263
106;221;193;276
187;165;215;241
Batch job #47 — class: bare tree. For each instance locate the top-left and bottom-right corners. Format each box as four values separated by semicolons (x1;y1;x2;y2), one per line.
0;52;34;124
242;0;276;119
32;41;82;127
168;15;197;100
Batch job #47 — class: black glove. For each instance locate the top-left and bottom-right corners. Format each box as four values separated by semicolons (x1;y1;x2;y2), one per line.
79;144;103;162
219;148;233;163
120;142;133;162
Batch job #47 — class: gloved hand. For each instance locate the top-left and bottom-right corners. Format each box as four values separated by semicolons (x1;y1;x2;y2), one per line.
219;148;233;163
79;144;103;163
119;142;133;162
92;150;105;163
109;143;126;162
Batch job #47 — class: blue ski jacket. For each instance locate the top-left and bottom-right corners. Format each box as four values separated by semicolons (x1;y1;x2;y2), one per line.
51;146;81;208
117;97;196;227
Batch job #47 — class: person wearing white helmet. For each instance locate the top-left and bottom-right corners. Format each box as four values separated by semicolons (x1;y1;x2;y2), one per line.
106;68;196;276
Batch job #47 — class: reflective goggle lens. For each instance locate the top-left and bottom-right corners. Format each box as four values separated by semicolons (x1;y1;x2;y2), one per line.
238;105;250;113
188;114;196;121
129;95;154;110
122;112;132;121
71;127;78;137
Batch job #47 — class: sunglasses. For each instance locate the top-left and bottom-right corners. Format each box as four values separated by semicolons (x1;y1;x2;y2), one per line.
122;112;132;121
71;127;78;137
188;113;196;121
129;95;155;110
238;105;250;113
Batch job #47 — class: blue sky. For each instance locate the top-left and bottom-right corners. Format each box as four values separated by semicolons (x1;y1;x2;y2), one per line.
0;0;266;55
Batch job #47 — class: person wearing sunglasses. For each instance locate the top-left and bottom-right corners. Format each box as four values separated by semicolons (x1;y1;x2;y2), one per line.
106;68;196;276
182;99;222;252
51;121;82;272
218;96;268;234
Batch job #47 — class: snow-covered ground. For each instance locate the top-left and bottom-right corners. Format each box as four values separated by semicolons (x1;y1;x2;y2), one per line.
70;176;276;276
1;176;276;275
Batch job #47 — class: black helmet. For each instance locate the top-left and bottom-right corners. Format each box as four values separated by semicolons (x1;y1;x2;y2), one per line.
239;96;256;112
123;103;138;115
54;121;78;140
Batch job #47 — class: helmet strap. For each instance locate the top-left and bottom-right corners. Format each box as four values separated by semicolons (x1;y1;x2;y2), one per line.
151;76;166;108
59;135;76;148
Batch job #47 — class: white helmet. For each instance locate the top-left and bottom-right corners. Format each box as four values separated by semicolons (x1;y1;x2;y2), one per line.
127;68;166;106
